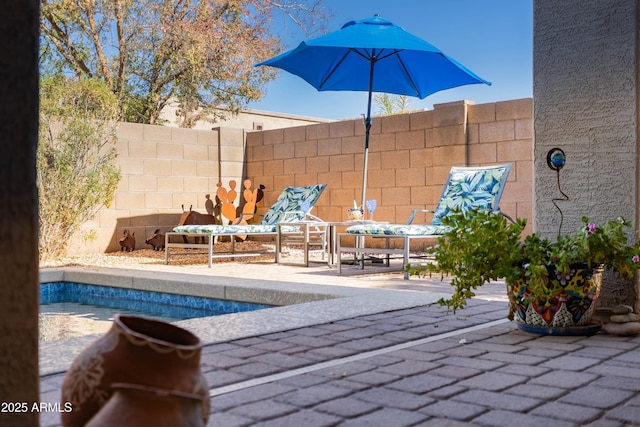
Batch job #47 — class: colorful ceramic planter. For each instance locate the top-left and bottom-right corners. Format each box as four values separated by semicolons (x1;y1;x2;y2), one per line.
507;263;603;335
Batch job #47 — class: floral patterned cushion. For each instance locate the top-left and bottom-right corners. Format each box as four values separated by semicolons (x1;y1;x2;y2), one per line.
173;224;304;234
174;224;271;234
345;165;510;237
431;165;510;226
346;223;451;236
261;184;326;225
173;184;326;234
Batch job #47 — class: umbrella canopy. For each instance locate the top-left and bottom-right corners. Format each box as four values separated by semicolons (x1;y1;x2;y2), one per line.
256;15;491;207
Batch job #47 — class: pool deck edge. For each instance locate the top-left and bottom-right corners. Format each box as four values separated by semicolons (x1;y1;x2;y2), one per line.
38;267;450;376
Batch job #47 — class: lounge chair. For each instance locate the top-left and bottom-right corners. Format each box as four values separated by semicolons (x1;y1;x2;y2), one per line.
165;184;327;267
337;164;512;278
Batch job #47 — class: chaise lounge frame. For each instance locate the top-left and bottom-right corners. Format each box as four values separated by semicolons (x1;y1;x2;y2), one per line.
337;164;512;279
165;184;327;267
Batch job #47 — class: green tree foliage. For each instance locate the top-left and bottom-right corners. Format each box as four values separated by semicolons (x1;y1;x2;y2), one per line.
40;0;328;126
38;77;121;261
373;93;412;115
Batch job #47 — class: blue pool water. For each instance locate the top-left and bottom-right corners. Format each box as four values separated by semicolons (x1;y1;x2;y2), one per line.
39;282;274;342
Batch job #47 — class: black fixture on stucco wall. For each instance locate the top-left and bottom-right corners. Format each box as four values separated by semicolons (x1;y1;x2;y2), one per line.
547;147;568;236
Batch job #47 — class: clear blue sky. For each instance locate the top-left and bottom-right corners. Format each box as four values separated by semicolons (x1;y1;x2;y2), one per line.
247;0;532;120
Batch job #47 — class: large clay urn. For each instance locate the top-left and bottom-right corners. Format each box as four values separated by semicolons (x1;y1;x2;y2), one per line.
60;314;209;427
85;383;205;427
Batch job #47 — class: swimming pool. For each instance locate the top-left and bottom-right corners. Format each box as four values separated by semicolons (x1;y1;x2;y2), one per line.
39;282;274;342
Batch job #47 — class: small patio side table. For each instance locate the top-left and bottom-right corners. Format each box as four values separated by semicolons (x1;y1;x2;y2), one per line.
337;221;411;274
328;220;389;267
275;221;328;267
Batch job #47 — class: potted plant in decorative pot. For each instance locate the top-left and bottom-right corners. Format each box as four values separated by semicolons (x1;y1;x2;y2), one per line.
406;209;640;335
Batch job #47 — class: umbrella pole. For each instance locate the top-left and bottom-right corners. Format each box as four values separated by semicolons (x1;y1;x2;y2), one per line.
361;60;375;209
361;120;370;209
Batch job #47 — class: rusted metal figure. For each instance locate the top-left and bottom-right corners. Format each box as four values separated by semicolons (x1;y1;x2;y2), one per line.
145;229;165;251
177;205;218;243
118;230;135;252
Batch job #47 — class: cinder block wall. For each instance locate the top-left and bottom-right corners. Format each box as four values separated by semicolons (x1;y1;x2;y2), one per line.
66;124;248;254
468;99;533;224
246;98;533;249
66;98;533;255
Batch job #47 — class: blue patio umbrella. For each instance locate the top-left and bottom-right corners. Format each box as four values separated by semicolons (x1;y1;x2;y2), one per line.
256;15;490;207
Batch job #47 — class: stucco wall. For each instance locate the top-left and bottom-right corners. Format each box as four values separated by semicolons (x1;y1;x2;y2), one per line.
534;0;637;232
533;0;639;307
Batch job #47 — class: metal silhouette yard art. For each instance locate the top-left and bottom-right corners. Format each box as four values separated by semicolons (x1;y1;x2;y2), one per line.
145;229;165;251
216;179;264;241
170;180;264;245
177;204;218;244
118;230;135;252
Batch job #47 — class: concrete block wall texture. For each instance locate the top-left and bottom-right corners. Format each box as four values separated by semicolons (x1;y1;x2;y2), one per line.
66;97;532;255
533;0;639;308
468;98;534;227
66;124;249;254
246;98;534;250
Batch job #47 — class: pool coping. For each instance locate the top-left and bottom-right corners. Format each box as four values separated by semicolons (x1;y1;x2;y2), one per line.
39;267;449;376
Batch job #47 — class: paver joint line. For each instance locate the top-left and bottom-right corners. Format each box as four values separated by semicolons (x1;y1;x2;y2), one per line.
209;318;509;397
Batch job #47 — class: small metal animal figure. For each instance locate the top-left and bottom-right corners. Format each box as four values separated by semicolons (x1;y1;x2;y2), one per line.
178;205;218;244
119;230;135;252
178;205;218;226
145;229;165;251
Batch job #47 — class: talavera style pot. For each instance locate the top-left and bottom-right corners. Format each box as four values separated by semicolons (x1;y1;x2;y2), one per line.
60;314;209;427
507;263;603;335
85;383;205;427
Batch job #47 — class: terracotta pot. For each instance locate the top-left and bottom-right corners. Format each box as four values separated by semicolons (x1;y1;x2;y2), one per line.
507;263;603;334
85;383;205;427
61;314;209;427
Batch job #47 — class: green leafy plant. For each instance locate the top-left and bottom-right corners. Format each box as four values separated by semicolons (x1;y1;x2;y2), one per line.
38;77;121;261
373;93;412;115
406;209;640;317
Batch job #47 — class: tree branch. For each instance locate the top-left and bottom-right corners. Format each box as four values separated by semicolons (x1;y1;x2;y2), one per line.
81;0;112;85
40;5;93;77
